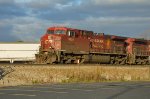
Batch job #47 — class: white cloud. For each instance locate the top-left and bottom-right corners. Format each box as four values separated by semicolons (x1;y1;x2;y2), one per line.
26;0;72;8
14;0;32;3
92;0;150;5
0;0;14;4
55;2;73;10
85;16;150;24
10;16;70;41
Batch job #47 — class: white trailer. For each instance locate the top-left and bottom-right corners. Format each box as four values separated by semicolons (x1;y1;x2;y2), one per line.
0;43;40;63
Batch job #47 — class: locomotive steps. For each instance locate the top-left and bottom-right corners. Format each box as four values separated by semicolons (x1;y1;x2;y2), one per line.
0;64;150;87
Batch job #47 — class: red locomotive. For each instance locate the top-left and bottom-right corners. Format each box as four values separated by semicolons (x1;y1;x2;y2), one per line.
35;26;150;65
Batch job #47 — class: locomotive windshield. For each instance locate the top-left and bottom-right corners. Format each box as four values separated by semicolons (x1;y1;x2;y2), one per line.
47;30;66;34
55;30;65;34
47;30;54;34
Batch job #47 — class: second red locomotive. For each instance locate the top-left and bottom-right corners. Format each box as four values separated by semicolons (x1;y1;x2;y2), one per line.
35;26;150;65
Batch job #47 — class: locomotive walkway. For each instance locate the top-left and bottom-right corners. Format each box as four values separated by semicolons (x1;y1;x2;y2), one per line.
0;82;150;99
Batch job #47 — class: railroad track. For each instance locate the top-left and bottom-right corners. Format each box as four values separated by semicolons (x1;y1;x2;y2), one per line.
0;63;149;67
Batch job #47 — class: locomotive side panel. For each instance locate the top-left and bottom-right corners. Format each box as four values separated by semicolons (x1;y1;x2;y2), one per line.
90;35;105;52
133;41;148;56
131;39;150;64
90;35;126;54
90;35;114;53
61;36;90;53
113;40;126;54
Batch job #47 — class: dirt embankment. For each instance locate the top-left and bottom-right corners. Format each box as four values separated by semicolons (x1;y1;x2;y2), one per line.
0;65;150;87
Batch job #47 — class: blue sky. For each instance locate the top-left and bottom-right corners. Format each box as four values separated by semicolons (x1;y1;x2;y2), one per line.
0;0;150;42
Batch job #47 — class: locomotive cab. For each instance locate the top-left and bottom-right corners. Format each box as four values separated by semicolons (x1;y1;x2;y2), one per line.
47;28;66;35
46;27;83;40
47;27;93;38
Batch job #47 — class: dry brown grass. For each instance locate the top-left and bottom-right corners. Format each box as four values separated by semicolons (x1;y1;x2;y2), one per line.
0;65;150;87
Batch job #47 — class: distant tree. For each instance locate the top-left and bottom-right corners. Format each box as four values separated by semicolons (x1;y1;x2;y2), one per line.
16;40;24;42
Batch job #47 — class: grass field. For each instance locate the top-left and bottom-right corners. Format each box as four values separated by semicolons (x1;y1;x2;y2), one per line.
0;65;150;87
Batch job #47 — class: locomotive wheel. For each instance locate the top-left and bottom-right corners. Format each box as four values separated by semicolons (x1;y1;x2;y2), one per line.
114;57;120;64
114;61;119;64
141;59;148;65
110;57;115;64
80;58;85;64
65;59;71;64
113;56;126;65
136;58;141;65
74;59;81;64
120;59;126;65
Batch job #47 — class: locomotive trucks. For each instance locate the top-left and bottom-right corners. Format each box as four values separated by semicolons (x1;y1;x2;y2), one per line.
35;27;150;65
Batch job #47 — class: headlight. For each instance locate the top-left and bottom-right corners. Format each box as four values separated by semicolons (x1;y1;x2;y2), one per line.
48;35;53;40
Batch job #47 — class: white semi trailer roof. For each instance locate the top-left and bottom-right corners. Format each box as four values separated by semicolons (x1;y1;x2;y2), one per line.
0;43;40;63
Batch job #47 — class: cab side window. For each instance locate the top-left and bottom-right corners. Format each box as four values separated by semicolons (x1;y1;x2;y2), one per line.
68;31;76;37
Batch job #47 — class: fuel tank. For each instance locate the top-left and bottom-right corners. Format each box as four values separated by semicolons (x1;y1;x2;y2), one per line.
84;55;111;63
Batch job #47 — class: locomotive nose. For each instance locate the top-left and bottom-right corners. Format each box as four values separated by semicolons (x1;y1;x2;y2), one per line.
48;35;53;44
48;35;61;50
48;35;53;40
